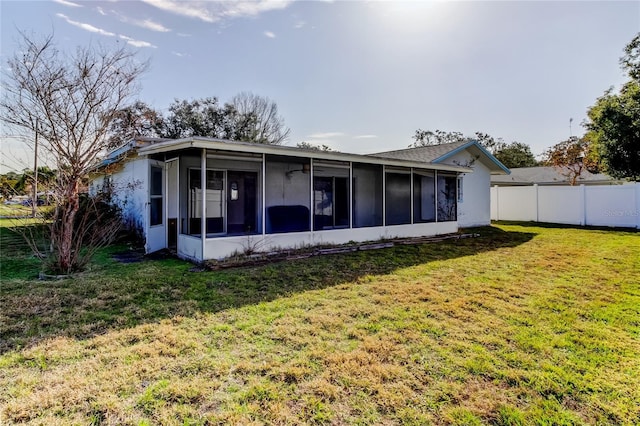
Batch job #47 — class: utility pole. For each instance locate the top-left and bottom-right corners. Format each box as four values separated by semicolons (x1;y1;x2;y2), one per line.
32;118;38;218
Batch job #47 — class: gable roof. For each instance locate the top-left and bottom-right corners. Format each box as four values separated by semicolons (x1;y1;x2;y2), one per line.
490;166;620;186
372;140;510;175
133;137;472;173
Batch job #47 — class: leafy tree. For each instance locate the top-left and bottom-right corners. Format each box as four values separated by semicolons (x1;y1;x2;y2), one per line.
158;97;236;139
107;101;163;149
0;173;19;199
493;142;538;168
584;34;640;181
411;129;465;147
157;93;290;145
297;141;333;151
1;32;146;273
620;33;640;81
14;166;57;195
543;137;593;185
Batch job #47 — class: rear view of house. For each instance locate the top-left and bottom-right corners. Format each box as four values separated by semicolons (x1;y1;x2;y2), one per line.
91;138;508;261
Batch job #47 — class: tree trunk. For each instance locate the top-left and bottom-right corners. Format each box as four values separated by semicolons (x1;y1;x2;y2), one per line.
52;179;80;274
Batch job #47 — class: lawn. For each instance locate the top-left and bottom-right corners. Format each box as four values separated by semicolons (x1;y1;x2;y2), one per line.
0;221;638;425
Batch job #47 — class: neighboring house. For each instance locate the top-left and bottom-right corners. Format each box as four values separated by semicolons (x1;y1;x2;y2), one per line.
491;166;622;187
90;137;508;261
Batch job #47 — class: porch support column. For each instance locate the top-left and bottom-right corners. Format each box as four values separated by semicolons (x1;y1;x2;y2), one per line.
310;158;314;234
201;148;206;257
434;170;438;223
349;161;353;229
262;153;266;235
382;165;386;227
410;168;414;224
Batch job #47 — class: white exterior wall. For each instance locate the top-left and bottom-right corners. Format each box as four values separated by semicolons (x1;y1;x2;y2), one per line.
440;151;492;227
90;157;149;236
491;183;640;228
202;222;458;260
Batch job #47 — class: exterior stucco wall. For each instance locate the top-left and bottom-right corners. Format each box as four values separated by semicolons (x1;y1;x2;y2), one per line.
439;151;492;227
90;157;149;238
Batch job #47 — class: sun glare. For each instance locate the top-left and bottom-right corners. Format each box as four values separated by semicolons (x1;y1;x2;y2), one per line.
375;1;447;31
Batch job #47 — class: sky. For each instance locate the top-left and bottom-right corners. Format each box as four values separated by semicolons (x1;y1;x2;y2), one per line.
1;0;639;172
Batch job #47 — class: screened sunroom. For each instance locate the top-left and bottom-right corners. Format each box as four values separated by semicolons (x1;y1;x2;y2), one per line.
137;138;469;261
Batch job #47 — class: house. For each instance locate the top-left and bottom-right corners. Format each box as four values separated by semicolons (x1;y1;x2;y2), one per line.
90;137;509;261
373;140;510;227
490;166;621;187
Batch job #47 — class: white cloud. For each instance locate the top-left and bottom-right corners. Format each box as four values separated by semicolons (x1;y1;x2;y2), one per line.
171;51;189;57
119;35;157;48
354;134;378;139
137;18;171;32
115;11;172;32
54;0;83;7
264;31;276;38
140;0;293;23
96;6;107;16
294;20;306;29
177;33;192;37
56;13;115;37
308;132;344;139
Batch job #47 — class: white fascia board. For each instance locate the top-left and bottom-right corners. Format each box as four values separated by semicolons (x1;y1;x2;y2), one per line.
138;137;472;173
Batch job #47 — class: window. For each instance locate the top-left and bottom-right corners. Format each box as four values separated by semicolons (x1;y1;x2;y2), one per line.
314;176;349;230
149;166;163;226
457;176;464;203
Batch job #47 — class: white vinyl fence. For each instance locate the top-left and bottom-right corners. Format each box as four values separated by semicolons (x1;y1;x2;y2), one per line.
491;183;640;229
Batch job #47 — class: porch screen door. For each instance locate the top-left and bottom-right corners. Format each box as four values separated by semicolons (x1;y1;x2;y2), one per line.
146;160;166;253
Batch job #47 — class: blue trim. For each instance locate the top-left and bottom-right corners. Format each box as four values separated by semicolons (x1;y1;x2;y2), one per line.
432;140;511;175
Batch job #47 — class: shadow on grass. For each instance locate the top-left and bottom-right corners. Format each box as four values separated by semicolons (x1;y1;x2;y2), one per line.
0;225;536;354
493;220;639;233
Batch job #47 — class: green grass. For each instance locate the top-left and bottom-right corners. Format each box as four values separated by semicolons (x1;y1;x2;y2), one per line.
1;220;638;425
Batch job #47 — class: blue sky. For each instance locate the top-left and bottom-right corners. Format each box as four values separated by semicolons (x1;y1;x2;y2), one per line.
1;0;638;172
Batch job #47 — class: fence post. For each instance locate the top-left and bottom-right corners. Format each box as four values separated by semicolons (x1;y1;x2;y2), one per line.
494;185;499;221
534;184;539;222
636;182;640;229
580;184;586;226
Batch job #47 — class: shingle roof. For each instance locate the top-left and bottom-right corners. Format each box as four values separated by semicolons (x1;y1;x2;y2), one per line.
373;140;510;175
490;166;619;185
371;141;470;163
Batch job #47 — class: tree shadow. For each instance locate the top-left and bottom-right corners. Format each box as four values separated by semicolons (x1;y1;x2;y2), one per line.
0;225;536;354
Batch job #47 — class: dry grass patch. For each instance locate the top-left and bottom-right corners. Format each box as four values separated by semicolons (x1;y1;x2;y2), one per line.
1;222;639;425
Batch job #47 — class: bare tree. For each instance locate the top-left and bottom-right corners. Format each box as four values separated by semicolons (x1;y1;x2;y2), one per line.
1;32;147;273
229;92;290;145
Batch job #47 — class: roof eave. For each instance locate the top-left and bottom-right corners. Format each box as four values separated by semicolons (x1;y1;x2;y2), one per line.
137;137;473;173
432;140;511;175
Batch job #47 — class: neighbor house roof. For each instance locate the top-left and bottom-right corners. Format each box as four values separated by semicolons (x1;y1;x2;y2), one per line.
372;140;510;175
133;137;473;173
490;166;621;186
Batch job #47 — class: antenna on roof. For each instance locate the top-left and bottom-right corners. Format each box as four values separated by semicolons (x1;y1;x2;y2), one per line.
569;117;573;138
